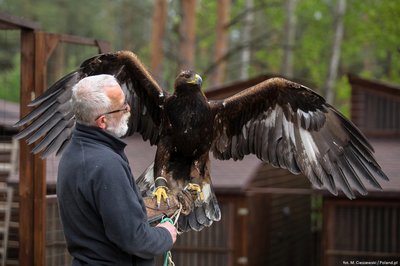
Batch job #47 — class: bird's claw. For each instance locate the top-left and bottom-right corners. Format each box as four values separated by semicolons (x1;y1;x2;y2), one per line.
185;183;204;202
153;176;170;209
152;186;169;209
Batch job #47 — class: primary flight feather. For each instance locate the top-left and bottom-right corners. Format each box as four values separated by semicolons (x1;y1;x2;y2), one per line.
15;50;388;232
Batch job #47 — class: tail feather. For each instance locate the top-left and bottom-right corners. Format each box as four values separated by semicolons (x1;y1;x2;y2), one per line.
188;212;204;232
195;206;208;225
177;216;191;232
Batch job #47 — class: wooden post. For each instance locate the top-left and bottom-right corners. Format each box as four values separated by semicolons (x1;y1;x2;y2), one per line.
19;28;36;266
33;31;48;266
18;30;50;266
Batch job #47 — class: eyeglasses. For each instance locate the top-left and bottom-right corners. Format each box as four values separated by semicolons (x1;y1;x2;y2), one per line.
95;102;129;121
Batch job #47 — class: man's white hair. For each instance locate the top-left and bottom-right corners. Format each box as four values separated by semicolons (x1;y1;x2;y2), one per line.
72;74;120;126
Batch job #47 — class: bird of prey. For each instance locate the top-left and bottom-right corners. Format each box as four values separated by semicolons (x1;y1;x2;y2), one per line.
15;50;388;232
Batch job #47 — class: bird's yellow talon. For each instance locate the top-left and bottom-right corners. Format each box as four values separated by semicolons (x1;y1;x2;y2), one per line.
152;186;169;208
185;183;204;202
153;177;170;208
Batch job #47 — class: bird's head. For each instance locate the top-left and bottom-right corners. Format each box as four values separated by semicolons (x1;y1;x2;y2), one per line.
174;70;203;95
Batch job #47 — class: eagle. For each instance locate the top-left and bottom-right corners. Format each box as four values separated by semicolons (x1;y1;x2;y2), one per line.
15;50;388;232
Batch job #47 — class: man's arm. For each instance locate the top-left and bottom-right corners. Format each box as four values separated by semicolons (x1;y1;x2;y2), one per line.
157;222;177;243
88;163;176;259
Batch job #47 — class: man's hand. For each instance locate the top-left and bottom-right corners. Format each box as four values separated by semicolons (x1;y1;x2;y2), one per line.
157;222;177;243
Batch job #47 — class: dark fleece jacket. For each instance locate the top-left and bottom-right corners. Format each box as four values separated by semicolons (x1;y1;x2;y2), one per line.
57;123;172;266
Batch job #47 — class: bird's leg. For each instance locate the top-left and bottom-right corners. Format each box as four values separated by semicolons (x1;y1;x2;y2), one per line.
185;156;208;205
153;143;171;209
185;179;204;204
153;176;170;208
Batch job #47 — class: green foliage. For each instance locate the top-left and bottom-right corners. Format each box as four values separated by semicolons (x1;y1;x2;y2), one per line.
246;1;285;76
295;0;333;89
196;0;218;69
342;0;400;83
335;75;351;118
0;53;20;103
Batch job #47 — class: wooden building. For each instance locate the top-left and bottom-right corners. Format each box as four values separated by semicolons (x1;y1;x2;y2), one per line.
321;75;400;265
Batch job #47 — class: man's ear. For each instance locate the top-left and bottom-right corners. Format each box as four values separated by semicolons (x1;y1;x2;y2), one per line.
95;115;107;129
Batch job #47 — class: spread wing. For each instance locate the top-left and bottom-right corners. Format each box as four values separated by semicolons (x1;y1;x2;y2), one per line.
210;77;389;199
14;51;168;158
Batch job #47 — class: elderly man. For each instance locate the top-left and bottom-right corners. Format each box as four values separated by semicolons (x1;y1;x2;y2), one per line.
57;74;176;266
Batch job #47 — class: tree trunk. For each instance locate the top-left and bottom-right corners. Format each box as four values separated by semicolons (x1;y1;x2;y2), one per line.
281;0;297;79
239;0;254;80
121;0;135;50
150;0;168;83
178;0;197;70
209;0;231;86
324;0;346;104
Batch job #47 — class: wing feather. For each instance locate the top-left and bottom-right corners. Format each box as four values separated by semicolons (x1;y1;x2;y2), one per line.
26;110;70;145
40;127;74;158
15;103;61;140
211;77;388;198
14;98;57;128
31;117;74;155
28;72;79;107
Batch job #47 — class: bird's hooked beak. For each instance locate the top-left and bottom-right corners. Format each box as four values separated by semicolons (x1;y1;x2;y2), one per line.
188;74;203;86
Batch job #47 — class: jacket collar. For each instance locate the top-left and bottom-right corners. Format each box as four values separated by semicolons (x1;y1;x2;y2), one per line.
74;123;127;156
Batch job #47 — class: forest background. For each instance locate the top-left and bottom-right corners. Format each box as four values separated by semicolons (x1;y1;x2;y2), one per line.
0;0;399;116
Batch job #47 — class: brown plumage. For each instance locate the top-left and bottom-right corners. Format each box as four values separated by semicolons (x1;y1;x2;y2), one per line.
15;50;389;232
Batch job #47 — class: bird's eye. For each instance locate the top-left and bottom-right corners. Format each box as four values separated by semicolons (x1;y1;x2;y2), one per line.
184;73;191;79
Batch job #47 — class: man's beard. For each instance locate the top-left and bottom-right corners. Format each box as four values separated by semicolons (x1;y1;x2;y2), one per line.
106;112;130;137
